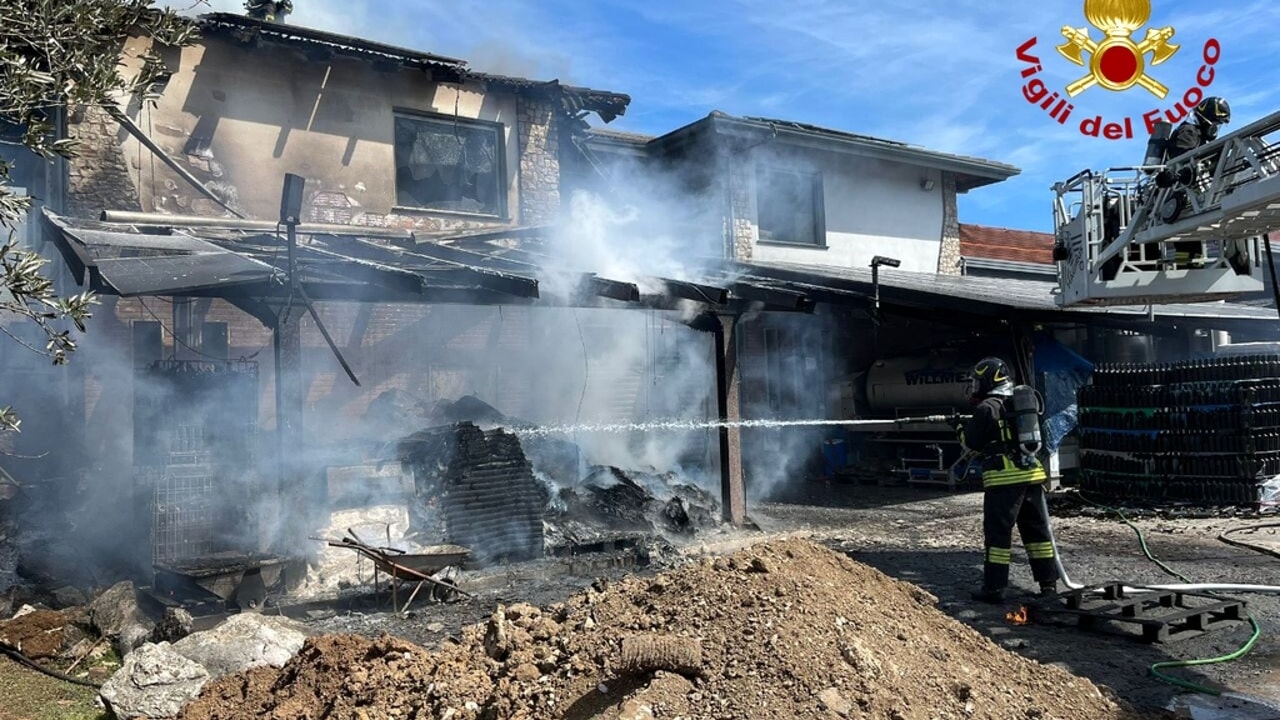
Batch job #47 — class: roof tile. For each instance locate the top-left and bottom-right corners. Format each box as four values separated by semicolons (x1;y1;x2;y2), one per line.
959;224;1055;264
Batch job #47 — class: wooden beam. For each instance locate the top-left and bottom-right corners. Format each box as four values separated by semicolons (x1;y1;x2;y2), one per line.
714;314;746;527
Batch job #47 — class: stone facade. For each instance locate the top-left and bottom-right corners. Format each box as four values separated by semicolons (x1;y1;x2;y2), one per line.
66;105;142;218
516;94;561;225
936;172;962;276
725;154;756;260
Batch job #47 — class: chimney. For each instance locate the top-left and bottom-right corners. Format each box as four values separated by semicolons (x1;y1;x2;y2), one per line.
245;0;293;22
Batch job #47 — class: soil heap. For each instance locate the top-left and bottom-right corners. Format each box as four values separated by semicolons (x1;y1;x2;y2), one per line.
180;538;1142;720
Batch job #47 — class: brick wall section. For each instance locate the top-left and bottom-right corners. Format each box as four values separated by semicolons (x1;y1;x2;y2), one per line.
935;172;962;276
66;105;142;218
516;94;560;225
63;95;563;442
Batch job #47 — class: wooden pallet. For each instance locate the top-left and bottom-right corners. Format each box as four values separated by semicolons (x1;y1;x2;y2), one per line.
1029;582;1247;643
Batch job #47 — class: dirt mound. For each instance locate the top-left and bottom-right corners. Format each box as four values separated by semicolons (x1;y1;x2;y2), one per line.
0;607;87;659
180;538;1142;720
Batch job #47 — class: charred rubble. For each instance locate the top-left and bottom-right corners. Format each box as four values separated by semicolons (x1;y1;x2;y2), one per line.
384;395;721;564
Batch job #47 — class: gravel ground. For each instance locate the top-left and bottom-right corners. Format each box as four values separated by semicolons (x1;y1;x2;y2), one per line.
757;484;1280;712
296;483;1280;715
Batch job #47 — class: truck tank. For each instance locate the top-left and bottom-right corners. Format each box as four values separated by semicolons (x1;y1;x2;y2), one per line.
864;355;975;414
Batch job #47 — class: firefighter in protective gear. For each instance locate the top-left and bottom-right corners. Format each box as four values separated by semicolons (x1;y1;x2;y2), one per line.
955;357;1060;604
1159;96;1232;261
1170;96;1231;156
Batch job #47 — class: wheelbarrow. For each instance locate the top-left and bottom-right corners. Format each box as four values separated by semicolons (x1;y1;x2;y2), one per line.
321;530;471;614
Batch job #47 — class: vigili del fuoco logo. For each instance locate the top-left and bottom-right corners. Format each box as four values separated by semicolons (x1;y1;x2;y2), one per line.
1016;0;1221;140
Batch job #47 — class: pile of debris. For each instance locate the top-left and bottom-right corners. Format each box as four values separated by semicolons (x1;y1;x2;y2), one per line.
397;422;547;565
389;396;721;563
544;466;718;553
178;538;1141;720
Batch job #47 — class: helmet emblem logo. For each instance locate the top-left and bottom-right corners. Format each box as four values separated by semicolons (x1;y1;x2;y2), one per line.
1056;0;1180;98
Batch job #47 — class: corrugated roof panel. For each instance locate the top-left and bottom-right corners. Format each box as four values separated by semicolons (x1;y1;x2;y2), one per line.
68;229;222;253
741;260;1280;323
95;254;276;296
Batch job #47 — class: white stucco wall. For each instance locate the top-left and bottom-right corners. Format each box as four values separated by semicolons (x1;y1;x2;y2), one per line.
744;145;945;273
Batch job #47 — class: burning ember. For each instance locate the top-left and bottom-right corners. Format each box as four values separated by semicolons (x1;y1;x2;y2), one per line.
1006;606;1030;625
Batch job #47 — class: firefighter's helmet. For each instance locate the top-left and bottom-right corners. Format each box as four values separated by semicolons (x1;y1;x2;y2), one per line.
968;357;1015;399
1195;97;1231;126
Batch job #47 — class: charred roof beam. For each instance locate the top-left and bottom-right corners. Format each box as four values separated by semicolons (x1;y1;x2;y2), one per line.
581;275;640;303
408;239;646;304
653;279;729;306
472;241;727;307
309;236;540;299
266;245;425;296
725;281;814;312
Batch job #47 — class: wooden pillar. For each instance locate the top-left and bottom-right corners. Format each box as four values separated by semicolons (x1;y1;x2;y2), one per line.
273;304;305;549
714;313;746;526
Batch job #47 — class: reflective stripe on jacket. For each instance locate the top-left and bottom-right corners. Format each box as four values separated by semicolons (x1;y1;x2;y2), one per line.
984;411;1046;487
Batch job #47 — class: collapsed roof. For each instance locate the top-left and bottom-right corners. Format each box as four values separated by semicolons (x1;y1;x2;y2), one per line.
43;211;1280;334
196;13;631;125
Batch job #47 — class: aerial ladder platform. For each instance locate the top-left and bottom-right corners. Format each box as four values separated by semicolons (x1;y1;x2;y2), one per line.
1053;110;1280;307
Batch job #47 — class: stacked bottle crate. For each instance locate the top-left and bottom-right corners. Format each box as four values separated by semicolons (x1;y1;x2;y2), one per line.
1077;355;1280;505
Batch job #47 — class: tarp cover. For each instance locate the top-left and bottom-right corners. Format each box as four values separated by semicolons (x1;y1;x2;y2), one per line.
1034;335;1094;453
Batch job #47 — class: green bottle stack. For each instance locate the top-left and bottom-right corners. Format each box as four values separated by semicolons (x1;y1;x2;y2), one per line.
1077;355;1280;506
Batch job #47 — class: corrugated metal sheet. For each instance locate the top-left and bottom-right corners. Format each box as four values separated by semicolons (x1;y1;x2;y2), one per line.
740;260;1280;323
95;254;276;296
67;229;224;254
961;257;1057;276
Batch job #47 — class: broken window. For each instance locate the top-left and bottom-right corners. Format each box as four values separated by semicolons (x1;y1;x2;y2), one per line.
394;113;505;217
755;166;825;247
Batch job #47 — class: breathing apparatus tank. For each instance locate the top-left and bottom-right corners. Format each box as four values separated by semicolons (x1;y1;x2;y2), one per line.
1144;120;1173;168
1008;385;1044;459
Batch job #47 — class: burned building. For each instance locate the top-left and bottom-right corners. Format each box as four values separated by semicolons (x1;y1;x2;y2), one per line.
6;7;1280;615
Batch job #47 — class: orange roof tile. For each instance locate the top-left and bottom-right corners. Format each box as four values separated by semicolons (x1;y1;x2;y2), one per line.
959;224;1055;264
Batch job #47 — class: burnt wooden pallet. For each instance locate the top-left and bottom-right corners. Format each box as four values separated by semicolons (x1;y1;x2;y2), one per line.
1029;582;1247;643
547;535;642;558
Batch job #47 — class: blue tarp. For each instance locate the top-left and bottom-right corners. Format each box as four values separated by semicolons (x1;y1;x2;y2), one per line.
1034;335;1094;453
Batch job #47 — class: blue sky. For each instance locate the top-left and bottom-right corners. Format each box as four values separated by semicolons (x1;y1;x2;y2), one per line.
174;0;1280;233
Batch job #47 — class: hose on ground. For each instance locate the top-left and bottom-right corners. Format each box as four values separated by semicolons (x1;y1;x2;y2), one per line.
1218;522;1280;562
1038;489;1084;590
0;641;102;689
1063;493;1265;696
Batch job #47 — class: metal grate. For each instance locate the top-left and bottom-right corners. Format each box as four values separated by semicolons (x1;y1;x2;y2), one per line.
150;462;220;564
135;361;260;566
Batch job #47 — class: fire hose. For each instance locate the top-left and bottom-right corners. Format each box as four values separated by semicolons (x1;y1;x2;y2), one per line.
1039;492;1275;694
0;640;102;689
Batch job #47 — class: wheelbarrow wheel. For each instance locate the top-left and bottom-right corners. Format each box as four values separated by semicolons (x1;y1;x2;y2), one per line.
430;566;461;603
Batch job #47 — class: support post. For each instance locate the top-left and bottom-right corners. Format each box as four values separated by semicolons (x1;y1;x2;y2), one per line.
714;313;746;526
1265;233;1280;322
272;302;305;551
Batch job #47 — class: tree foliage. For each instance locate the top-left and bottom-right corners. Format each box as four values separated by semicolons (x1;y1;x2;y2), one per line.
0;0;199;433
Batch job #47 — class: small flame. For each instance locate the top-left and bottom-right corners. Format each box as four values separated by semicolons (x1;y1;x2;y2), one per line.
1006;606;1030;625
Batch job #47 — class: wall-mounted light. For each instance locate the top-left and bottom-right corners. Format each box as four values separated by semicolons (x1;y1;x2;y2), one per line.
870;255;901;354
920;178;936;192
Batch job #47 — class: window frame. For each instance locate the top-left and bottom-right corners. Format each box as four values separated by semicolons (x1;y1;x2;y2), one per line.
391;109;509;220
753;163;827;249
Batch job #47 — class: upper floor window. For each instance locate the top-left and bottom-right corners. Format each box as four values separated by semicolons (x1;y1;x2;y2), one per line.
756;165;825;247
394;113;506;217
